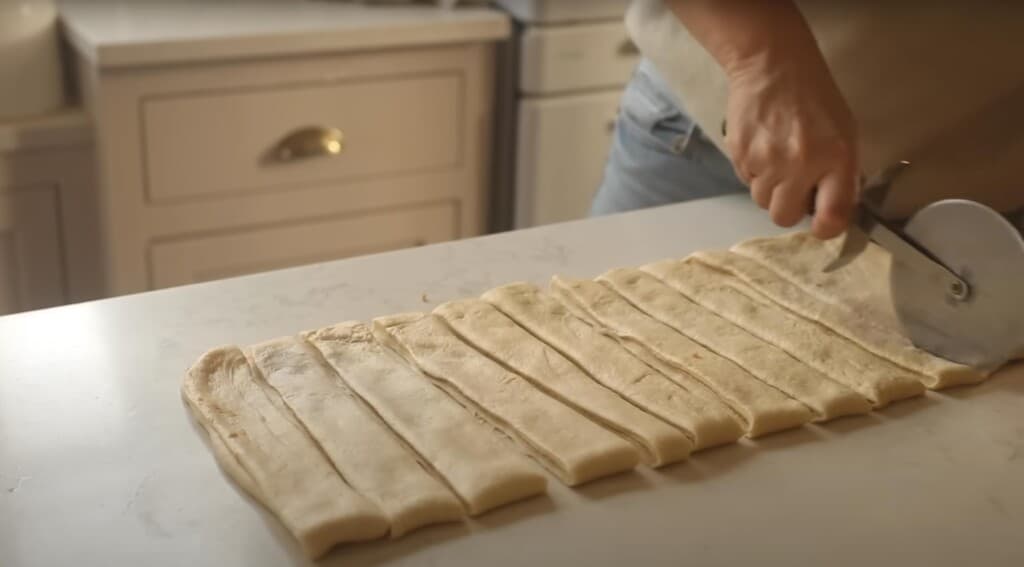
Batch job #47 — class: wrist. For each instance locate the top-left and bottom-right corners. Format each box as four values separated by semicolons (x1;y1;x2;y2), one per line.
721;34;816;83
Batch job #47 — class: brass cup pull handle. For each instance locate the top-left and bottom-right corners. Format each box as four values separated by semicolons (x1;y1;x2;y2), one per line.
272;126;344;163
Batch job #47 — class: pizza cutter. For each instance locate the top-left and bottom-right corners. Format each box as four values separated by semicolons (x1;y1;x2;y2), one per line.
825;162;1024;371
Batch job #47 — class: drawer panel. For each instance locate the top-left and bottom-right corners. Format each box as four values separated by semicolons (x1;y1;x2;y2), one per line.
149;202;457;288
142;73;462;203
520;22;637;94
515;91;621;228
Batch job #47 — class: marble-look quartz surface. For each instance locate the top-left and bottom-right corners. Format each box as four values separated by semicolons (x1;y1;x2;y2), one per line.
60;1;510;68
1;195;1022;566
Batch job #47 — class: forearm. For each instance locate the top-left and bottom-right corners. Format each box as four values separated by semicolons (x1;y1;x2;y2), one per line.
665;0;824;78
663;0;858;238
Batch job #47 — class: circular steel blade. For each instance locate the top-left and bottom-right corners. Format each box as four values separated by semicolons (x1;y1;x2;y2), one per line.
890;199;1024;370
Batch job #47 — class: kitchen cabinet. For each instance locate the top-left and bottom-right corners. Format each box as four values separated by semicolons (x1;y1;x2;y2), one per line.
493;0;637;228
0;110;99;315
515;92;623;228
150;203;456;289
0;186;63;313
62;1;510;295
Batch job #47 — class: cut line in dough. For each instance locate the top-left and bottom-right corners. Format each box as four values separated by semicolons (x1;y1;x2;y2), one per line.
435;298;693;466
732;232;900;333
182;346;389;559
702;244;985;388
304;322;546;515
483;283;742;452
598;268;872;421
644;258;927;407
549;275;812;437
248;336;464;538
373;312;641;486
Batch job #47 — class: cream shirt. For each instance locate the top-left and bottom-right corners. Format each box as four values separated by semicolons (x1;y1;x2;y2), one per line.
627;0;1024;217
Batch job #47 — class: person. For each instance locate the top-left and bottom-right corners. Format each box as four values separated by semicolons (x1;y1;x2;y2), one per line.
592;0;1024;238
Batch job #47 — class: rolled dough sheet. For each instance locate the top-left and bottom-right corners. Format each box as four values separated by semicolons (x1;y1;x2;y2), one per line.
644;259;927;407
304;322;546;515
373;312;640;486
435;298;692;466
691;249;983;388
731;232;900;330
599;268;872;421
182;346;389;559
549;276;812;437
483;283;741;452
248;336;464;537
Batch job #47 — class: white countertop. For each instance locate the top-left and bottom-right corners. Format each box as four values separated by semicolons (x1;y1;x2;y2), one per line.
60;1;510;68
1;195;1022;566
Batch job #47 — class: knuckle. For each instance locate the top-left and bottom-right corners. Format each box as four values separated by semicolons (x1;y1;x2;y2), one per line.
769;203;800;227
828;138;857;163
788;140;812;163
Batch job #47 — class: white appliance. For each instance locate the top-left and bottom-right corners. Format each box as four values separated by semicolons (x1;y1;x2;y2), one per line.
491;0;636;230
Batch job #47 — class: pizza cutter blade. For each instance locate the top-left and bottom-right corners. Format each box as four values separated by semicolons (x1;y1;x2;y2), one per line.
889;199;1024;371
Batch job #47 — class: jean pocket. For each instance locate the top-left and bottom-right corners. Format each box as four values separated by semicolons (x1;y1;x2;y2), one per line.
620;70;697;156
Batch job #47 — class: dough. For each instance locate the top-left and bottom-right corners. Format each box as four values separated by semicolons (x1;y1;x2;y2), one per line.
723;235;987;387
435;298;692;466
483;283;743;451
732;232;900;330
544;287;724;423
304;322;546;515
181;346;389;558
550;276;812;437
248;336;464;537
599;268;872;421
644;259;927;407
373;312;640;486
692;249;983;388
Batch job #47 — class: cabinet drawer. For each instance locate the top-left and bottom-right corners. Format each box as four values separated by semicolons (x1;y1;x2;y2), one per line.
520;22;638;95
149;202;457;288
515;91;621;228
0;186;65;313
142;73;462;203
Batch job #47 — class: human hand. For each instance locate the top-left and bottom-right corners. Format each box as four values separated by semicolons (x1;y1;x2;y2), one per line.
723;48;859;239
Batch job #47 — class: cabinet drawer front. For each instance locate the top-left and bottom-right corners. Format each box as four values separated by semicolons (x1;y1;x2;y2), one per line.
520;22;637;94
515;92;621;228
142;73;462;203
149;202;457;288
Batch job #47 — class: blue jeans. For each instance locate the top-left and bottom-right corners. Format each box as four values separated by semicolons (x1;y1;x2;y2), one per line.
590;59;747;216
